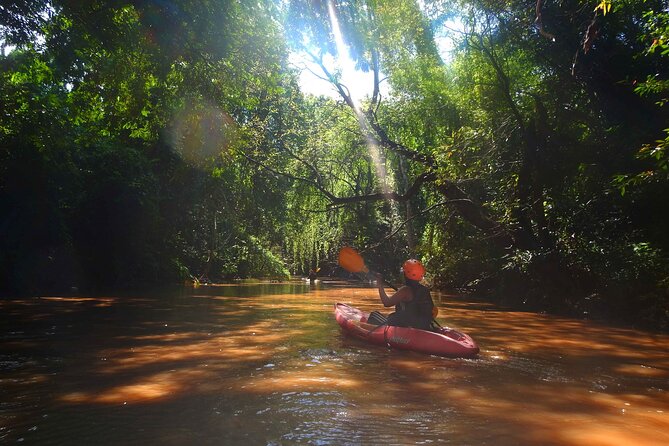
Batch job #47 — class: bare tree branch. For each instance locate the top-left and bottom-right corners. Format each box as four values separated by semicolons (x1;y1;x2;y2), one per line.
364;202;462;252
303;47;356;110
325;171;436;205
241;152;338;202
242;152;435;206
535;0;556;41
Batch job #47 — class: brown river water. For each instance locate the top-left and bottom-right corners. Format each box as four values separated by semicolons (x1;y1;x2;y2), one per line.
1;280;667;445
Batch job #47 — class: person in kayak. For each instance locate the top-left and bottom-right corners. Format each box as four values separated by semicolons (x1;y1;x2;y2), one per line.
372;259;435;330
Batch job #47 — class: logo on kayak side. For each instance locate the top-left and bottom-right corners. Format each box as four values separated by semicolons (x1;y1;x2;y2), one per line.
389;336;410;344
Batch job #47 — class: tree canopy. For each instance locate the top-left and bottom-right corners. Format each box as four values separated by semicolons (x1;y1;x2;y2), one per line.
1;0;667;329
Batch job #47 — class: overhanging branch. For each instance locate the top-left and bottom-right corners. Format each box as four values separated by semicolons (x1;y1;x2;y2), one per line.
364;200;464;252
243;150;435;206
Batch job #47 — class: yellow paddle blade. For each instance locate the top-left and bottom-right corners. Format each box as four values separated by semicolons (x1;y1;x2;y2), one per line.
338;246;368;273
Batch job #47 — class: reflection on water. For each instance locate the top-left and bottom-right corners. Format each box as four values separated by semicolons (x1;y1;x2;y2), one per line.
1;280;667;445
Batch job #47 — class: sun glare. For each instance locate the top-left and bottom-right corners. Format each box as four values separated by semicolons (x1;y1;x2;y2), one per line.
325;1;391;193
326;0;363;105
290;4;378;102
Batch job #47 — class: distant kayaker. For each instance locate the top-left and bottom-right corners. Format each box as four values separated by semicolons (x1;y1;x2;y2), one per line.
374;259;435;330
308;268;318;283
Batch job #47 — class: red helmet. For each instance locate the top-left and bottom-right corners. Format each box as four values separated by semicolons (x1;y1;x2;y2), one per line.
402;259;425;281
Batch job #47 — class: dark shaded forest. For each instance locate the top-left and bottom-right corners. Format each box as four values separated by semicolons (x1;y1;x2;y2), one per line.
1;1;667;330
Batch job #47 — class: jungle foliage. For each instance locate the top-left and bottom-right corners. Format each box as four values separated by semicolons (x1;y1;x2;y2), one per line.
1;1;667;329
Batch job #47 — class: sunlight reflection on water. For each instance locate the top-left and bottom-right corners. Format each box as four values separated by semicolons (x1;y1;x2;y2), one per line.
1;280;667;445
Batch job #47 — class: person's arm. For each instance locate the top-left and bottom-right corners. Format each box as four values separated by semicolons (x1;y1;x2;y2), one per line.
376;274;412;307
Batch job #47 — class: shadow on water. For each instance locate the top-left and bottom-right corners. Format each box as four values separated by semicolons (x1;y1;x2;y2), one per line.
1;282;667;445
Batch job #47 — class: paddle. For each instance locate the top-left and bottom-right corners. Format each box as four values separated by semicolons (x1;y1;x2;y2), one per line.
337;246;397;290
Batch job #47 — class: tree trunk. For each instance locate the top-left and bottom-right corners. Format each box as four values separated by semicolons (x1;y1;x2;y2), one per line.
398;157;416;255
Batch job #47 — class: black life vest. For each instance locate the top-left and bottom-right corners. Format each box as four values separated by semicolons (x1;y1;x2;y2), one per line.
394;283;434;329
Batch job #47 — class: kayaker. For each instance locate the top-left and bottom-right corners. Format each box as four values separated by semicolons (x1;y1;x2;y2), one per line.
373;259;435;330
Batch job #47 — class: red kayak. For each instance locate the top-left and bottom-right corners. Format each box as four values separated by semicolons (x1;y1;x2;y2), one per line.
334;303;479;358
